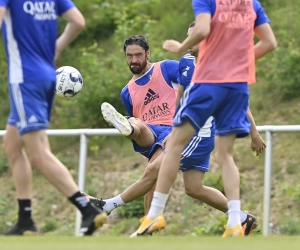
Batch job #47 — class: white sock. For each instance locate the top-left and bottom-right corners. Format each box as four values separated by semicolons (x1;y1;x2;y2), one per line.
225;210;248;223
147;191;169;219
227;200;241;228
103;194;125;213
240;210;248;223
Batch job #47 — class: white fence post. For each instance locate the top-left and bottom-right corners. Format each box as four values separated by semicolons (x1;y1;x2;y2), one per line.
75;133;88;236
262;130;273;236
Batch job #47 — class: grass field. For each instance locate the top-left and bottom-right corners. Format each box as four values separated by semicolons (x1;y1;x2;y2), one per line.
0;236;300;250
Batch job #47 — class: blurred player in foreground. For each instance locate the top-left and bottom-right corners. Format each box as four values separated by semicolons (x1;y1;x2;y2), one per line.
132;0;276;237
0;0;106;236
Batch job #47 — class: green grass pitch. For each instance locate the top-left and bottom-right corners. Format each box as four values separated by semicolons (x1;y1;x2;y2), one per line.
1;236;300;250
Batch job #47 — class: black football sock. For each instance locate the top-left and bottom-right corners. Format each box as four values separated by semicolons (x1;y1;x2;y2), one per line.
68;191;96;217
17;199;34;225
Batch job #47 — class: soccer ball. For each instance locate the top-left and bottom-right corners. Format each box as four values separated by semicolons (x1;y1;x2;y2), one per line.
55;66;83;97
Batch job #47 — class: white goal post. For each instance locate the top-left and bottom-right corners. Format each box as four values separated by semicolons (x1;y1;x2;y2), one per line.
1;125;300;236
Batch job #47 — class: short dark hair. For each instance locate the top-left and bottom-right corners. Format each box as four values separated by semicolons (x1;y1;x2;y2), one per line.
189;21;196;28
123;35;150;53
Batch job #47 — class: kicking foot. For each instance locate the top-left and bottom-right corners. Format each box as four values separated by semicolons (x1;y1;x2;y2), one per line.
101;102;133;136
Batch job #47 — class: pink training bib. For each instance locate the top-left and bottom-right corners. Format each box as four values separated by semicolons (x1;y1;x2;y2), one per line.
128;62;178;125
192;0;256;84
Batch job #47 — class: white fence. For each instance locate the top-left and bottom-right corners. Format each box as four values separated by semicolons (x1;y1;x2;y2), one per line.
0;125;300;236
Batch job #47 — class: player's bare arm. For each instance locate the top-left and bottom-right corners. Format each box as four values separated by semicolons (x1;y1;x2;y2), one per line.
247;108;266;156
0;6;6;29
55;7;86;61
162;13;211;54
254;23;277;60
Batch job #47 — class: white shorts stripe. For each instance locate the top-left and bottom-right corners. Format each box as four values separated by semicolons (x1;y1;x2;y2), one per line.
4;10;24;83
181;134;202;159
11;83;27;129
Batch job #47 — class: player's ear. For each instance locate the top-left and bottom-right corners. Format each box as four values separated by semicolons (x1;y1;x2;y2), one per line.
146;49;150;59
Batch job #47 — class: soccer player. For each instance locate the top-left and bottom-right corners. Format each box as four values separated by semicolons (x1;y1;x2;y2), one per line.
181;21;266;157
133;0;277;237
0;0;106;236
86;30;265;236
93;35;179;215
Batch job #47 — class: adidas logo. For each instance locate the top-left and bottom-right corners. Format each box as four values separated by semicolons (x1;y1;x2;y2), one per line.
182;71;187;77
28;115;38;123
144;88;159;105
76;196;88;207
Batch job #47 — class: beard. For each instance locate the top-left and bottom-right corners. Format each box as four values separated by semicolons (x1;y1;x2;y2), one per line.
128;60;148;74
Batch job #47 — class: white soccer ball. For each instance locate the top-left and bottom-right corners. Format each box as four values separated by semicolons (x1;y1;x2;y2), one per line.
55;66;83;97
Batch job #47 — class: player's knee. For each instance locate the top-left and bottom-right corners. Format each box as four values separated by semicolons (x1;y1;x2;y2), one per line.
185;184;204;198
3;137;21;161
185;187;197;198
130;118;151;134
215;151;225;166
28;151;47;170
28;153;41;168
215;151;232;167
141;161;160;183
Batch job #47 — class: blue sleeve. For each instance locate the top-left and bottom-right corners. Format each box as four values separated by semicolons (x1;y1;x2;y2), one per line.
253;0;270;27
178;57;185;86
0;0;9;7
177;55;194;89
120;85;133;117
58;0;75;16
192;0;215;17
161;60;179;87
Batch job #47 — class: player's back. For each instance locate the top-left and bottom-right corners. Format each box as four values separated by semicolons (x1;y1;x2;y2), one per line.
192;0;257;84
1;0;74;83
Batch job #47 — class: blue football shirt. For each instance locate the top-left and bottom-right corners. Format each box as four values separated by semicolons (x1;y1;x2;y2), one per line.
192;0;270;27
0;0;75;83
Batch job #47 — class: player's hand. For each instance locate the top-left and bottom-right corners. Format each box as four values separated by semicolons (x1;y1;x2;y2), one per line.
162;40;182;54
251;134;266;156
162;134;171;149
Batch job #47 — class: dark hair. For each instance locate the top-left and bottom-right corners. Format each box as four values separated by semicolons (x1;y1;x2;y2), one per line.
189;21;196;28
123;35;150;53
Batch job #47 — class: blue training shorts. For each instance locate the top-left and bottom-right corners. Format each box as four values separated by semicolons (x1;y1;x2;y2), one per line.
180;133;214;172
174;83;250;138
8;81;56;135
132;124;172;160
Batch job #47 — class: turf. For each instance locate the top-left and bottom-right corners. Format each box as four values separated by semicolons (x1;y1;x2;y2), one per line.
0;236;300;250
